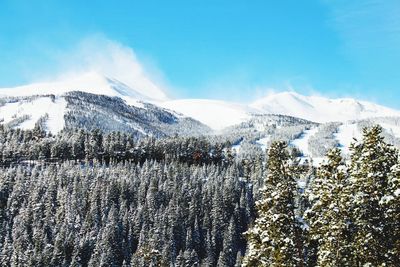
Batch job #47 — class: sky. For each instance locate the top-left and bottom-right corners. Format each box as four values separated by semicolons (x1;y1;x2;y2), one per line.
0;0;399;108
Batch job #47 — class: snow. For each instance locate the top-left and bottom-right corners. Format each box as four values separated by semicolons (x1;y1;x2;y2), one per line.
394;188;400;197
251;91;400;123
290;127;319;157
161;99;259;131
232;144;241;153
380;122;400;137
334;123;362;154
256;136;271;151
45;98;67;133
0;96;67;133
0;71;167;105
290;127;325;166
2;76;400;137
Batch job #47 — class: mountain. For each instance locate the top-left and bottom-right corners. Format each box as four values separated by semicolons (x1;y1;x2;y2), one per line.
0;73;209;136
0;71;168;104
159;91;400;131
1;75;400;153
161;99;259;131
250;91;400;123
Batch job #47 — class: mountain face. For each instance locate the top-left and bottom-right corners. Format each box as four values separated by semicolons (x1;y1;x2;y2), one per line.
1;74;400;156
0;92;210;137
161;99;258;131
0;71;168;103
250;91;400;123
161;92;400;131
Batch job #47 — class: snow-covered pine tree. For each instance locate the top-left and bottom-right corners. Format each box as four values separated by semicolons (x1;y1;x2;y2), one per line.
348;125;398;266
305;148;352;266
381;154;400;266
242;141;303;267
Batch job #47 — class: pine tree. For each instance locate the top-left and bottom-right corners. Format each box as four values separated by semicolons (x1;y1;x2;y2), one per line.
243;141;303;267
381;154;400;266
348;126;398;266
305;148;352;266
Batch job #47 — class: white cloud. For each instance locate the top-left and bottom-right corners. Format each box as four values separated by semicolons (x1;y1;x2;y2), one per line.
35;34;170;101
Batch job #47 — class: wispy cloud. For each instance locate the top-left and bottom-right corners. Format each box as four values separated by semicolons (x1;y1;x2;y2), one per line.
28;34;170;100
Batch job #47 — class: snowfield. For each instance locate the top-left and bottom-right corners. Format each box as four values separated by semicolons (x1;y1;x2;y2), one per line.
0;96;67;133
161;99;258;131
2;75;400;140
380;122;400;137
290;127;325;165
334;123;362;154
290;127;319;157
256;136;271;151
251;91;400;123
0;71;167;104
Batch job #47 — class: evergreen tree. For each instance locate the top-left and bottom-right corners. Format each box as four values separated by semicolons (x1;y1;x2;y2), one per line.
243;141;303;267
305;148;352;266
348;126;398;266
381;154;400;266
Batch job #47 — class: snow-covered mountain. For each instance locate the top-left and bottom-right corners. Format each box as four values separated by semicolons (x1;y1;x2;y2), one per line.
0;74;209;136
1;74;400;145
0;71;168;104
250;91;400;123
161;99;259;130
159;91;400;131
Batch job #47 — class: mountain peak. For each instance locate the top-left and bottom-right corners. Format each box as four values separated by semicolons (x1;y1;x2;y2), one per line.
0;71;169;102
250;91;400;123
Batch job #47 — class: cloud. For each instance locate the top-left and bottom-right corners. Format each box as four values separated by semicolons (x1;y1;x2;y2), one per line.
33;34;170;101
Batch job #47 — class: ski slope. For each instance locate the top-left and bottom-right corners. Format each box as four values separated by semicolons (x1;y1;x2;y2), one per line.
334;123;362;154
0;96;67;133
290;127;319;157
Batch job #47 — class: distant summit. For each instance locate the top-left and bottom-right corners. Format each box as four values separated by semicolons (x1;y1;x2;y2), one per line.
1;77;400;131
250;91;400;123
0;71;169;103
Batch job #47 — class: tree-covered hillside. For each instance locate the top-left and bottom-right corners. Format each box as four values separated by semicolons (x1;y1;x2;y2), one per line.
0;124;399;266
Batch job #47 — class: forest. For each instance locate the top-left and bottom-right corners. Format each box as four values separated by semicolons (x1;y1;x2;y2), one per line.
0;124;399;266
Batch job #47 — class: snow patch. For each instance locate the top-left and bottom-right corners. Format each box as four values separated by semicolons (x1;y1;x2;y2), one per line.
380;122;400;138
256;136;271;151
161;99;258;131
0;96;67;133
290;127;319;157
334;123;362;154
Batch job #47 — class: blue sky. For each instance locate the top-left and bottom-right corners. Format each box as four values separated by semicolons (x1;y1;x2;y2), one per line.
0;0;399;107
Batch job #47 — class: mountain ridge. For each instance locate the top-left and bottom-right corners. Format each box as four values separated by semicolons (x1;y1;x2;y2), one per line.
1;75;400;132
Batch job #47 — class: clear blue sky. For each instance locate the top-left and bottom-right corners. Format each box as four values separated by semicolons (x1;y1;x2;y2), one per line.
0;0;399;107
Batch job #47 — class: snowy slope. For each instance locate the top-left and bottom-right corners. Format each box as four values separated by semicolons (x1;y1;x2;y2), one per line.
251;91;400;123
380;122;400;137
162;92;400;131
0;71;167;105
255;136;271;151
2;73;400;135
290;127;319;157
161;99;260;131
334;123;362;154
0;96;67;133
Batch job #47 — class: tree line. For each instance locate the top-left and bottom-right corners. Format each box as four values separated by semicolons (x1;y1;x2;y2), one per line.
0;124;234;167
